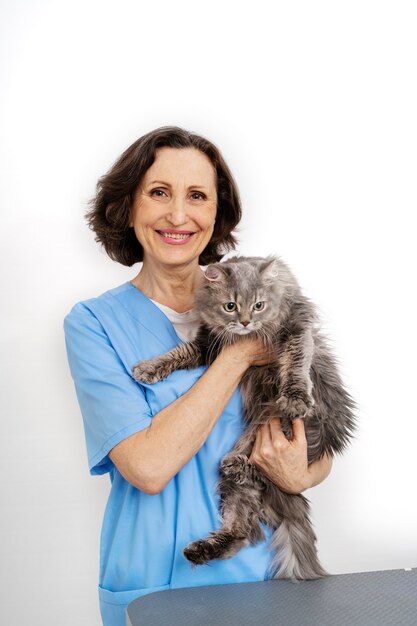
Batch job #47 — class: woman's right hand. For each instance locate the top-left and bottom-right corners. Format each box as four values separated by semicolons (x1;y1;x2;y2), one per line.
110;335;273;494
223;336;275;368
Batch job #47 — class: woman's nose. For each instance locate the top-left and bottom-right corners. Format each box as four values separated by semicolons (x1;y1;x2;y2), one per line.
167;196;188;225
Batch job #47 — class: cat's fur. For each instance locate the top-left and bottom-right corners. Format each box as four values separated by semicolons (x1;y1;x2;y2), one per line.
132;256;356;580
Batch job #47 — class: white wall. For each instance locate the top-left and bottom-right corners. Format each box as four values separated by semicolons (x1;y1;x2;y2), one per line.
1;1;416;624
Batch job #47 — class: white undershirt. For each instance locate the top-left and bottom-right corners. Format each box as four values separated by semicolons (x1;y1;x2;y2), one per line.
150;299;200;343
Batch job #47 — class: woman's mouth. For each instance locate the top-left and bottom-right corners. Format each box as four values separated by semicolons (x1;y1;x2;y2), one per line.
156;230;196;245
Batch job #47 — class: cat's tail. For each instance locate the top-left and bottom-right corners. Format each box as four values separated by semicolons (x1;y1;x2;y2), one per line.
267;497;327;580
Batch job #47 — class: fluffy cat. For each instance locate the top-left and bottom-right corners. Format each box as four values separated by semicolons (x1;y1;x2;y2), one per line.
132;256;356;580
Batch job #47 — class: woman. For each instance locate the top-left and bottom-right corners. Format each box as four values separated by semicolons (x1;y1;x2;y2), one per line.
64;126;332;626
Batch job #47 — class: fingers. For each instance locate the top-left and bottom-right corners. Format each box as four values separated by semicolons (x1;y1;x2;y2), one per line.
250;420;276;464
248;421;264;464
268;416;307;447
250;416;305;465
268;417;287;442
291;418;307;443
256;422;266;449
249;416;310;493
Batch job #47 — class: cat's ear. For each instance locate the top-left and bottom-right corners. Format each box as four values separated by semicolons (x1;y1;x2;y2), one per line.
204;265;228;283
260;257;280;281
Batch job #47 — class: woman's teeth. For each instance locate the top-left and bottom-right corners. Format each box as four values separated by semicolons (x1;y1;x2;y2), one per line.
161;232;191;239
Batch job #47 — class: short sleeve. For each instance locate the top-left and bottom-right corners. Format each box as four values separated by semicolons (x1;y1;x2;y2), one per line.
64;302;153;475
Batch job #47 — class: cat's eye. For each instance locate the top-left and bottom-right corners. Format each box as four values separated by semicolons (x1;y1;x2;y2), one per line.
223;302;237;312
253;302;265;311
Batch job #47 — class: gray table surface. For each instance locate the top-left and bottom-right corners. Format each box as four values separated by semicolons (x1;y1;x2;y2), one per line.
126;568;417;625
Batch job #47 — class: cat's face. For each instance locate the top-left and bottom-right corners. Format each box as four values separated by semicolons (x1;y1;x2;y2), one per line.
195;256;297;339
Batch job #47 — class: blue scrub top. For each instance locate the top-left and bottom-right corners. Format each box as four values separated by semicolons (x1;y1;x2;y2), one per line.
64;282;273;626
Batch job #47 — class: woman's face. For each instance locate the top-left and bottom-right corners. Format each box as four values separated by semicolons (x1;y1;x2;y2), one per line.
130;147;218;271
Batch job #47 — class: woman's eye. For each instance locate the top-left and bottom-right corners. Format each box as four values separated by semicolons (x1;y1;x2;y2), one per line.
223;302;237;312
191;192;205;200
253;302;265;311
151;188;167;197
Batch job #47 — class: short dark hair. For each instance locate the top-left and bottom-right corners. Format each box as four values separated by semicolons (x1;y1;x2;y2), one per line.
86;126;242;266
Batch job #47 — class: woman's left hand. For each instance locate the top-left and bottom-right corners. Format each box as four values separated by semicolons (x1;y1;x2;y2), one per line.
248;417;332;494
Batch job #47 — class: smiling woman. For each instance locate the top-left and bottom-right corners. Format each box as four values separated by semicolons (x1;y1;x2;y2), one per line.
64;126;333;626
129;147;218;306
86;126;242;269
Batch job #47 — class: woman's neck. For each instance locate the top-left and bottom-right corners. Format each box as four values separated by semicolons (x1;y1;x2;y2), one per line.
131;261;205;313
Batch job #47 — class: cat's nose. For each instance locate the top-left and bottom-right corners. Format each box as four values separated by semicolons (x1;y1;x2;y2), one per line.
240;320;250;327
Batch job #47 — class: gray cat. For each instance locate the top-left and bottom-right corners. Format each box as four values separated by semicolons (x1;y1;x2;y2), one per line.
132;256;356;580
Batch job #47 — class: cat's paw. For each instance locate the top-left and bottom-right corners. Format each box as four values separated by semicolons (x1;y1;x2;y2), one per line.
132;358;166;384
220;454;250;484
276;392;313;421
183;539;215;565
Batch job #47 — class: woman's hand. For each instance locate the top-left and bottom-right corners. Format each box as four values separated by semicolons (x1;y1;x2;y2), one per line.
224;336;276;368
248;417;332;494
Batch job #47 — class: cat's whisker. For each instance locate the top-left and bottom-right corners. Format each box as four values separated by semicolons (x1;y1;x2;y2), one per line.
256;327;275;360
207;326;230;363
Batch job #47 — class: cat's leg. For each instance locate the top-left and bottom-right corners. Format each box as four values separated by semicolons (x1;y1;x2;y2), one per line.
263;486;327;580
276;328;315;420
183;452;266;565
132;341;202;384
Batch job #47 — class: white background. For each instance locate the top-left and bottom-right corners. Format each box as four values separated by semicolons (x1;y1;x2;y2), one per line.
1;1;416;624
